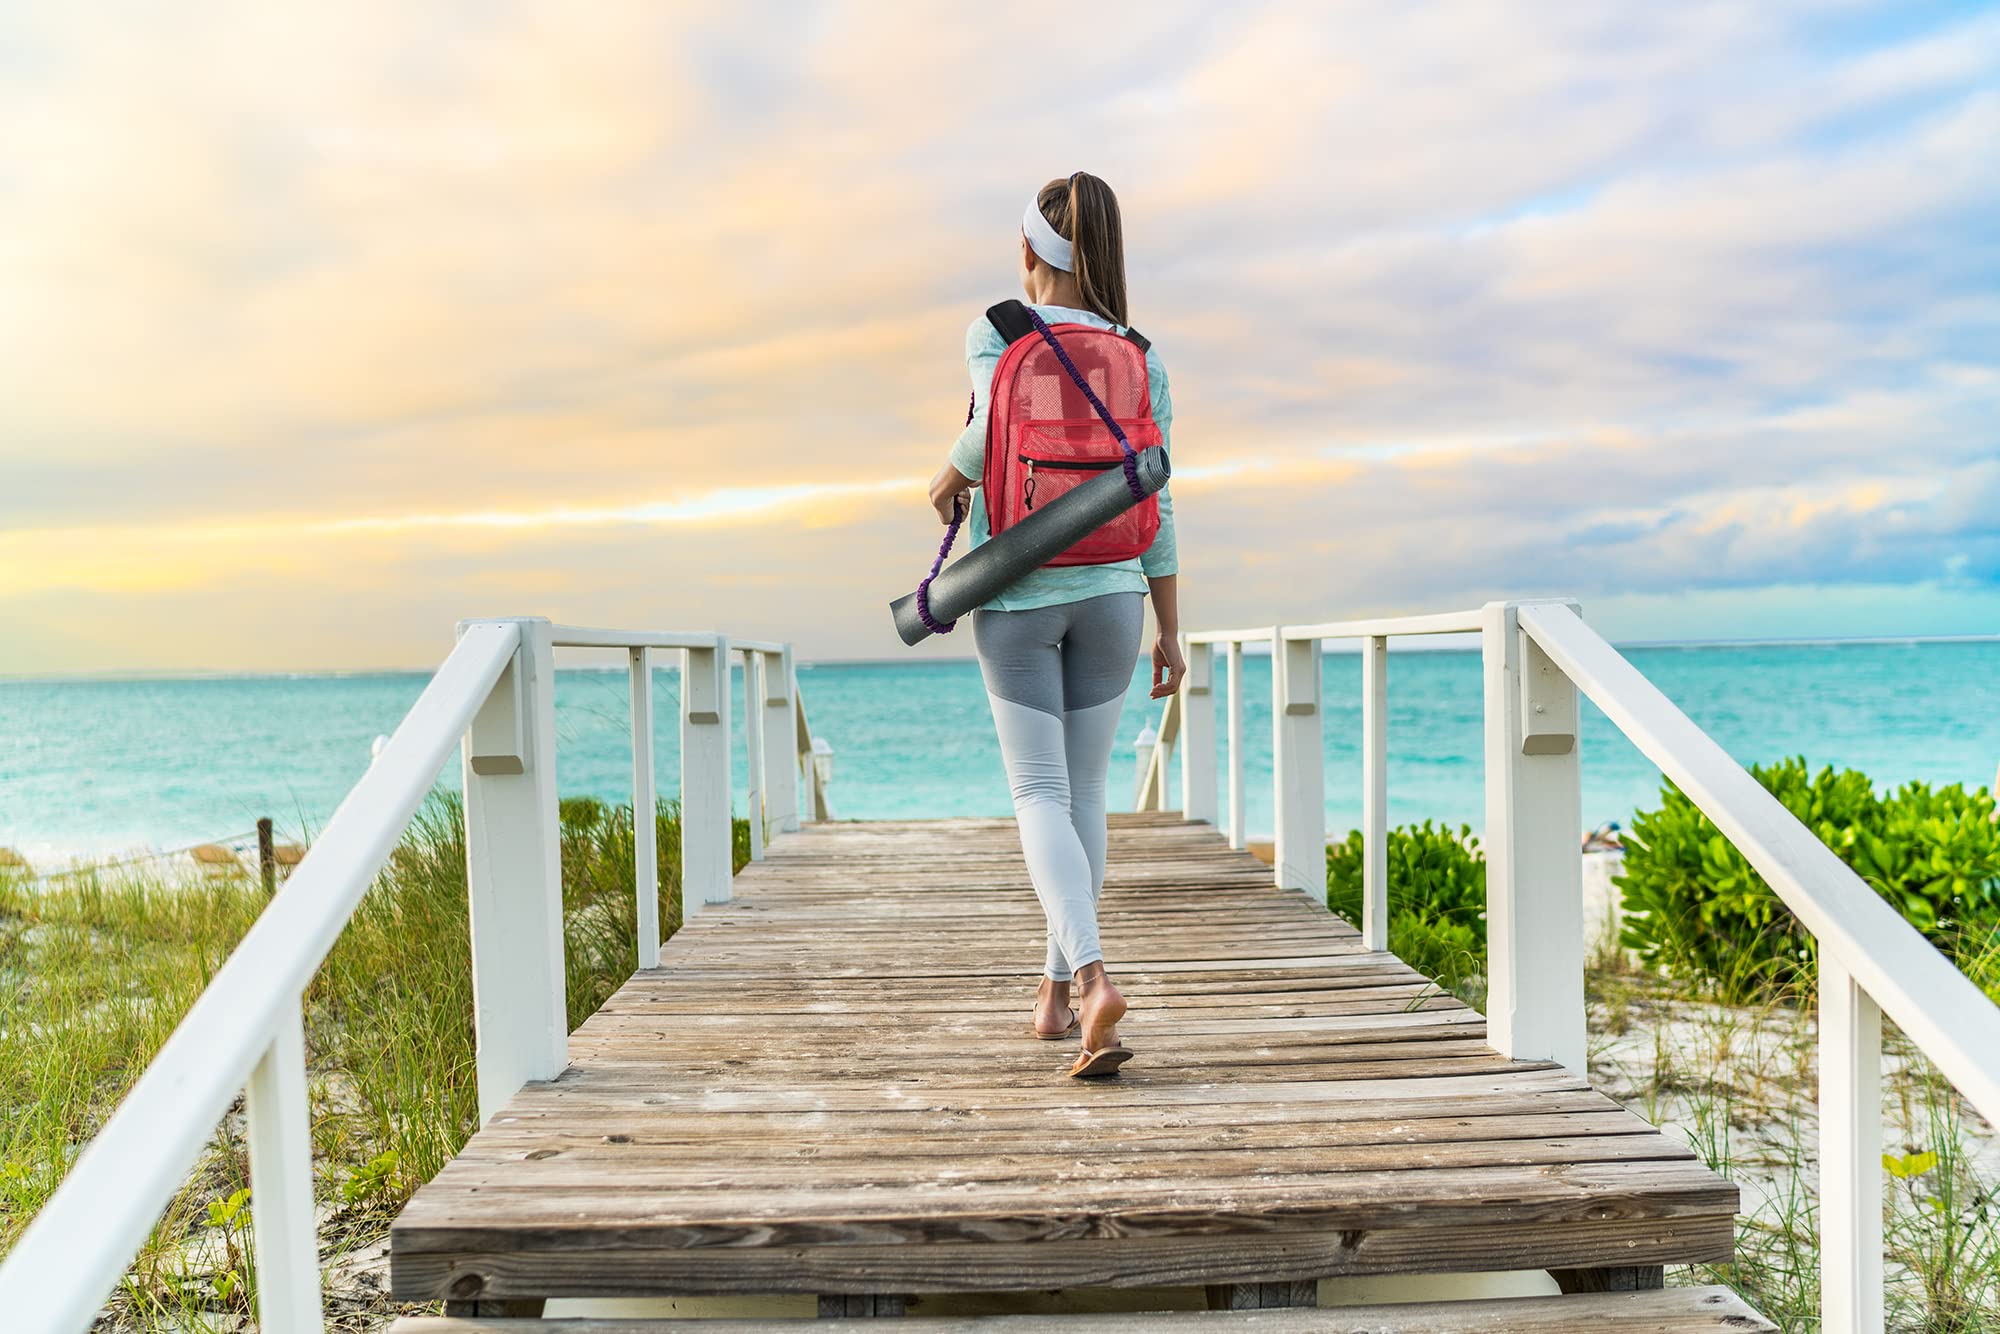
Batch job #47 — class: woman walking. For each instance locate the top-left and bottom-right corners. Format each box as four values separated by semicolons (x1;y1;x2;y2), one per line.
928;173;1185;1077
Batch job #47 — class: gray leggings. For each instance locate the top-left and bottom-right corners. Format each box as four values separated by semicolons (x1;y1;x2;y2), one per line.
972;592;1144;981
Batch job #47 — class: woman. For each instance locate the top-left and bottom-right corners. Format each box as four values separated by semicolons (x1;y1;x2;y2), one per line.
928;172;1186;1078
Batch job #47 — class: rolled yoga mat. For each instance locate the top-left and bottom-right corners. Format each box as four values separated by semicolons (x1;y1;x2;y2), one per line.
890;447;1171;646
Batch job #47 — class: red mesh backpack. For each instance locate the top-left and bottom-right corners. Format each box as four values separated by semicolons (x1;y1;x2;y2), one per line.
981;300;1162;565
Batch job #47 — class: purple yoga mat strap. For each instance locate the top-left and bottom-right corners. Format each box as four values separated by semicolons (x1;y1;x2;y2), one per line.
915;393;976;635
1022;307;1148;503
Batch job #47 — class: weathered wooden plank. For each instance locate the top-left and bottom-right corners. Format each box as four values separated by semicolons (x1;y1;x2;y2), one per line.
465;1109;1661;1157
394;1158;1737;1246
392;1284;1771;1329
523;1055;1529;1089
390;1214;1737;1297
498;1068;1593;1116
422;1134;1700;1196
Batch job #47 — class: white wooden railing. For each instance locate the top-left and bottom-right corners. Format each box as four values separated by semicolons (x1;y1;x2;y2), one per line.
1138;598;2000;1334
0;617;827;1333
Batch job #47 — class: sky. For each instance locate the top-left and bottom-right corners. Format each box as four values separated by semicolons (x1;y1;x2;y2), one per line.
2;1;1997;673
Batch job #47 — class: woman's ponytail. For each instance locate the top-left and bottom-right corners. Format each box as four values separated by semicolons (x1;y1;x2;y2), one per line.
1036;172;1128;327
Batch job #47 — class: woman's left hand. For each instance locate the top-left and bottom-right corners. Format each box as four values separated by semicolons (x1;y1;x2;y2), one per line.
1150;633;1186;699
930;464;973;525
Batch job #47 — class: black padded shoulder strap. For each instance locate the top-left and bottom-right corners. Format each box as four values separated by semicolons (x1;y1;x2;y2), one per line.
985;299;1035;345
989;298;1152;354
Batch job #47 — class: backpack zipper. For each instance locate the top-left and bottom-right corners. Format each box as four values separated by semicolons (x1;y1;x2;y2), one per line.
1020;454;1120;511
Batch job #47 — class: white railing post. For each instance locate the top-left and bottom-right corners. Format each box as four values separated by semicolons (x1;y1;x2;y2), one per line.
628;647;660;968
461;616;568;1124
1180;637;1217;825
1152;693;1179;812
681;636;734;911
244;1003;321;1334
1134;692;1181;812
742;651;766;863
1362;634;1389;952
798;705;817;820
1820;955;1885;1334
1134;722;1160;810
796;684;831;821
1272;630;1325;893
793;688;812;820
762;647;799;834
1480;600;1586;1072
809;737;835;818
1226;638;1246;849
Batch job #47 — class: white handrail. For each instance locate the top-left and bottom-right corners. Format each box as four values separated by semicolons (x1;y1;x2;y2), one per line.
1151;597;2000;1334
0;622;519;1333
1186;625;1277;646
1282;609;1484;640
1518;603;2000;1122
1516;601;2000;1334
1;616;821;1333
549;623;786;656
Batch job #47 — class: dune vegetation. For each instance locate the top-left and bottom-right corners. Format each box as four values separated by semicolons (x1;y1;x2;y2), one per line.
1328;763;2000;1331
0;795;746;1331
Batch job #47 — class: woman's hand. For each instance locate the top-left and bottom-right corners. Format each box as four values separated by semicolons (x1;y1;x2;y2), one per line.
1150;632;1187;699
930;464;973;526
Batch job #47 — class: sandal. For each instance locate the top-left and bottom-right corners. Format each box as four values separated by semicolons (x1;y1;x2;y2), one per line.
1068;1044;1134;1078
1030;979;1079;1040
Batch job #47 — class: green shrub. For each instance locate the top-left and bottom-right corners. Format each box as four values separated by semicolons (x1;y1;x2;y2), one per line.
1617;758;2000;1001
1327;822;1487;999
1869;780;2000;936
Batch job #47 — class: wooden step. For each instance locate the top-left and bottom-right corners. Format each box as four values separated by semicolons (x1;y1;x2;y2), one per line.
391;1283;1773;1331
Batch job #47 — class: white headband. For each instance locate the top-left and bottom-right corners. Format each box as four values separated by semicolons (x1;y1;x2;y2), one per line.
1023;194;1074;272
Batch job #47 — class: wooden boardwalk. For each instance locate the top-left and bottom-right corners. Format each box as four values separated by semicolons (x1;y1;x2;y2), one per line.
391;815;1737;1309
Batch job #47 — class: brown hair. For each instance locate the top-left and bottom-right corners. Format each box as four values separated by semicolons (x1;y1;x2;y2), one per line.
1035;172;1127;327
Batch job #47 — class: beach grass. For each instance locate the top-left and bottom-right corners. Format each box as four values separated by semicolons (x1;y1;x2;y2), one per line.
0;794;746;1331
1584;959;1998;1331
1336;791;1999;1332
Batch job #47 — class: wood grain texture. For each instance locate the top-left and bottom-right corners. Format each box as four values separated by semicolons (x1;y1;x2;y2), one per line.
390;1283;1774;1331
1206;1279;1317;1309
390;817;1736;1300
1553;1264;1667;1293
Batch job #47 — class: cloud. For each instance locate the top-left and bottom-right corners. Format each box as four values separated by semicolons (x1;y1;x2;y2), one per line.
0;1;1994;670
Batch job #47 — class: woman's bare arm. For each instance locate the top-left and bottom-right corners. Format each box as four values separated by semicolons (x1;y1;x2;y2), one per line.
1148;574;1186;698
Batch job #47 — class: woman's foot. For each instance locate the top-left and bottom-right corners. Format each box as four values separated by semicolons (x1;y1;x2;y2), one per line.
1032;977;1077;1039
1070;963;1128;1074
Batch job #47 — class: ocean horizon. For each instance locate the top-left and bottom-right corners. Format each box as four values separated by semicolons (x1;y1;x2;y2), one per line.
3;637;1996;872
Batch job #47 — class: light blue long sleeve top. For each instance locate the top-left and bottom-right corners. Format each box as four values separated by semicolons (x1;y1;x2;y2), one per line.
946;303;1176;613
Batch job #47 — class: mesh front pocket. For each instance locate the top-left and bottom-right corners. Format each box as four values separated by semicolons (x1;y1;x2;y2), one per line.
1012;419;1162;565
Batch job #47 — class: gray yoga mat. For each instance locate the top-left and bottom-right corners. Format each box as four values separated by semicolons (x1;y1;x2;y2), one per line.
890;448;1170;646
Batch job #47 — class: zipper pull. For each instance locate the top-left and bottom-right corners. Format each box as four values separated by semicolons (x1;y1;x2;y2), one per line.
1024;460;1037;511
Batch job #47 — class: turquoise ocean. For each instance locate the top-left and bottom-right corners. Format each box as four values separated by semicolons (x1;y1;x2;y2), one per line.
2;641;1996;870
